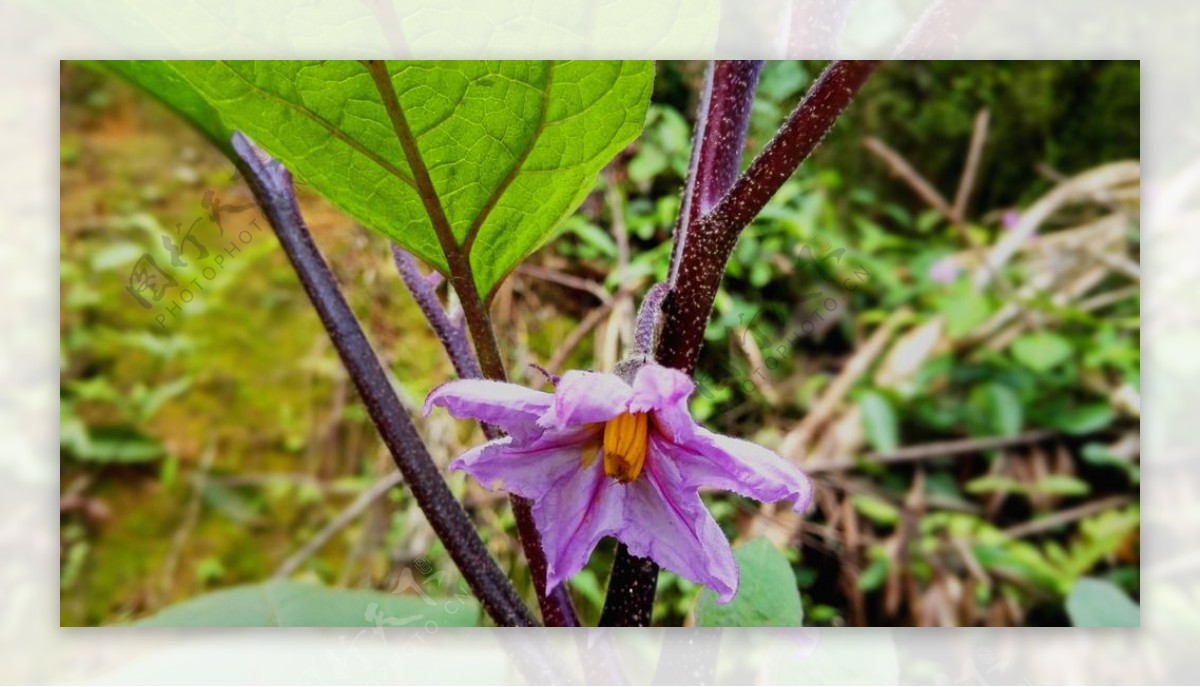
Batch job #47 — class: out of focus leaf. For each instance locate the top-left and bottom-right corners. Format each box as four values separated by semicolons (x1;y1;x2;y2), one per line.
1012;333;1073;372
1032;475;1090;497
133;580;480;627
857;556;890;592
852;494;900;526
1052;404;1114;435
859;390;900;452
758;61;809;101
966;475;1025;495
695;539;803;627
939;287;992;339
1066;578;1139;627
968;383;1023;437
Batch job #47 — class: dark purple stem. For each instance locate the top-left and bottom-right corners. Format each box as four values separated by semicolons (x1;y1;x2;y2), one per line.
602;60;763;628
601;59;879;627
231;132;536;627
657;60;880;376
391;244;483;381
668;61;764;284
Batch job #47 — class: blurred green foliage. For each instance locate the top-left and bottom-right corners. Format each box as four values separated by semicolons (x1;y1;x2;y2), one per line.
61;59;1139;628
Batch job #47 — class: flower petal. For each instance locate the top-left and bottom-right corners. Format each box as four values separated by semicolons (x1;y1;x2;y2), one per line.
449;426;597;500
674;427;813;513
424;379;553;441
619;439;738;603
630;364;697;443
538;370;630;429
536;458;625;593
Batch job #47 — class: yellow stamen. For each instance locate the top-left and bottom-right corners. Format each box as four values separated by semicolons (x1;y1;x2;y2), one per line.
579;431;603;469
601;411;649;483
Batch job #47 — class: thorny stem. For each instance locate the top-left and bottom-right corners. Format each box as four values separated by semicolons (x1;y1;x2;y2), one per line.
603;60;764;627
668;61;765;284
367;61;577;627
602;60;879;627
657;60;880;376
231;132;536;627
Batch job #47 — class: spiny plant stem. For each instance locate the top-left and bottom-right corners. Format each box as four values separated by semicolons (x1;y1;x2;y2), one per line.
602;59;879;627
657;59;881;377
602;60;764;628
668;60;765;284
231;132;537;627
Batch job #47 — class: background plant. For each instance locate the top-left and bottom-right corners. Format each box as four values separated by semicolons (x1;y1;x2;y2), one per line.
59;59;1139;627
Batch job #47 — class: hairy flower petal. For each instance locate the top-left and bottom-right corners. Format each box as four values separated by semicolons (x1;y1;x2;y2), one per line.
538;370;631;429
676;427;813;513
537;459;625;591
424;379;553;441
629;364;696;442
449;426;599;500
620;439;738;602
425;361;813;605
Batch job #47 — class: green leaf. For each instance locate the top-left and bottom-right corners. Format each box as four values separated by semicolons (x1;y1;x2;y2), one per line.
938;285;992;339
967;383;1023;437
62;424;164;464
852;494;900;527
1052;404;1114;435
1012;332;1073;372
695;538;803;627
1032;474;1091;497
857;557;890;592
133;580;480;627
100;60;654;297
628;143;667;183
1066;578;1139;627
757;61;809;101
859;390;900;452
965;475;1026;495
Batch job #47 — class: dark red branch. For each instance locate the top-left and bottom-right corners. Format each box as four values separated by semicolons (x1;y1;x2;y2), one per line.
601;59;879;627
657;60;880;376
668;60;764;284
603;60;763;628
231;132;536;627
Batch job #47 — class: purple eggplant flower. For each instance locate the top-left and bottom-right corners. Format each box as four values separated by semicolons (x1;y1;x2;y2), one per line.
424;363;812;603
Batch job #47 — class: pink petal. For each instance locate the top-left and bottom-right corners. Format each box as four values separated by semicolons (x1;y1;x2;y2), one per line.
448;426;597;500
675;428;813;513
927;256;960;284
1002;210;1021;230
536;459;625;592
630;364;697;443
619;440;738;603
538;370;631;430
424;379;553;441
